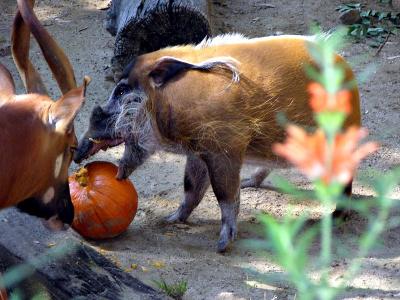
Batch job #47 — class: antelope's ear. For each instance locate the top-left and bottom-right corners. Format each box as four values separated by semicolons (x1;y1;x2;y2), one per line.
49;76;91;133
148;57;194;88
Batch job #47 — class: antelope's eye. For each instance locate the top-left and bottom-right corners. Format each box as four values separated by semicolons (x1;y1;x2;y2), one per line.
70;145;77;153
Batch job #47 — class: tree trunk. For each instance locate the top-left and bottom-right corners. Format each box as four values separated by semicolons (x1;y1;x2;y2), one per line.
105;0;212;80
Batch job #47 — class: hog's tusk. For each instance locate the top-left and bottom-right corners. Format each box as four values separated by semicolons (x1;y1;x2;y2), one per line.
89;138;102;144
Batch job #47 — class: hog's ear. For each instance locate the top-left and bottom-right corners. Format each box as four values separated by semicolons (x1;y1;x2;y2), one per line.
148;56;240;88
148;57;193;88
49;76;91;133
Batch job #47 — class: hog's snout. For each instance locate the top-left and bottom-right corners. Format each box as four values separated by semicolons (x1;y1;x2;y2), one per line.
73;136;93;163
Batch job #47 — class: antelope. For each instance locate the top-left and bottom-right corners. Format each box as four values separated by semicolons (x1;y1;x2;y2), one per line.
74;34;361;252
0;0;89;230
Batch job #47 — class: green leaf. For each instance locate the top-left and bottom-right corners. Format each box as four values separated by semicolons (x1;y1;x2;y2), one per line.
373;168;400;198
295;227;318;271
378;12;388;21
244;238;271;252
360;10;371;17
270;176;315;199
361;18;371;25
314;180;344;204
315;111;346;138
276;111;289;128
286;214;310;238
367;27;385;36
305;65;323;84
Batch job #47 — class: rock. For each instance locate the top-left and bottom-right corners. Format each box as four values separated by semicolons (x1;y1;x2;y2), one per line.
104;68;115;82
174;223;190;230
339;9;361;25
0;45;11;57
392;0;400;11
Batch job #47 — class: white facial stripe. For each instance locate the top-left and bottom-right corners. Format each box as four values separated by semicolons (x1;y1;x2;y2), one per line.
43;187;55;204
54;153;63;178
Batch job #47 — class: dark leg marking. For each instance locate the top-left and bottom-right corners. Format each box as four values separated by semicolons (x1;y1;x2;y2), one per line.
333;180;353;219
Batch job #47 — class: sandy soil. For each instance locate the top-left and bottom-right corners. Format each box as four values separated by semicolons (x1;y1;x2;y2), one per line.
0;0;399;299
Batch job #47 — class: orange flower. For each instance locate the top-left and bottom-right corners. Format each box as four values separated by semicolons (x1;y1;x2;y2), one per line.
308;82;352;114
273;125;379;185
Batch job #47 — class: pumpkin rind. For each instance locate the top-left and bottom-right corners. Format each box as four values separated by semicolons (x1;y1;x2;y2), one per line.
0;287;6;300
0;274;6;300
69;161;138;239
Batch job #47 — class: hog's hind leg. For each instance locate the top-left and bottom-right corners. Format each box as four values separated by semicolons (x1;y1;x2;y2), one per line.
202;153;242;253
332;180;353;220
241;167;270;188
165;154;210;223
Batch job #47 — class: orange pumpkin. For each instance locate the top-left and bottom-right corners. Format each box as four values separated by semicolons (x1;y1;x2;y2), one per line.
69;161;138;239
0;275;6;300
0;287;6;300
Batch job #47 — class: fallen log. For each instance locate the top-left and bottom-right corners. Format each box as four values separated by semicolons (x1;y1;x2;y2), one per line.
105;0;212;80
0;209;170;300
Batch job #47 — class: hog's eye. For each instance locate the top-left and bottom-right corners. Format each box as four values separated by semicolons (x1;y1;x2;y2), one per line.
115;84;131;97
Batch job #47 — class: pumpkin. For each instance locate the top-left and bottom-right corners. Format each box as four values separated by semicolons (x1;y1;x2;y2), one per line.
69;161;138;239
0;275;6;300
0;287;6;300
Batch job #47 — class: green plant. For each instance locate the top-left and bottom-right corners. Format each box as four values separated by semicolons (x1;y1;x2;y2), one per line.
245;27;399;300
152;277;188;300
378;0;392;4
337;3;399;47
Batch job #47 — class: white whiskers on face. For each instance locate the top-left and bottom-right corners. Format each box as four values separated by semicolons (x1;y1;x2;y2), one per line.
114;90;157;151
43;186;55;204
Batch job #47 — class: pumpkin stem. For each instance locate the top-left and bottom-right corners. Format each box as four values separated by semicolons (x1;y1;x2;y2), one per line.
75;167;89;187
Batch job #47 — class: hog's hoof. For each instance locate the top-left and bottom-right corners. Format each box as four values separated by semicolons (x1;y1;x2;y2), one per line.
240;178;261;189
116;162;135;180
217;222;237;253
165;208;189;223
241;169;269;189
332;208;353;221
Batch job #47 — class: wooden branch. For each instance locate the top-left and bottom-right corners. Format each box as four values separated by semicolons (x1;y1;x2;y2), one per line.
0;209;170;299
374;31;392;57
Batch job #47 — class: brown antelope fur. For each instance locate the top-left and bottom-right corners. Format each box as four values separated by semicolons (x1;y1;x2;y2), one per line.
0;0;89;230
75;34;361;252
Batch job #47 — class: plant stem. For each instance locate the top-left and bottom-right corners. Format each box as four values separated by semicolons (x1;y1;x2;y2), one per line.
320;204;332;282
339;196;391;287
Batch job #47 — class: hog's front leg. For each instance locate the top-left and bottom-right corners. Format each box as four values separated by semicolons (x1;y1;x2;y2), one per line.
202;152;242;253
116;141;151;179
166;154;210;222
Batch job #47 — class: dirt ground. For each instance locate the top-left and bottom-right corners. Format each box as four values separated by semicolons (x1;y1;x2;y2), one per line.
1;0;399;299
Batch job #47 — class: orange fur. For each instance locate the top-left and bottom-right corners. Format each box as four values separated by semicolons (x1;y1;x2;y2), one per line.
131;36;361;161
0;95;67;208
0;0;87;218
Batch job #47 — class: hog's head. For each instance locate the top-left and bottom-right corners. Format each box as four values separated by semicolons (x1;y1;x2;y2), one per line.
73;59;153;179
